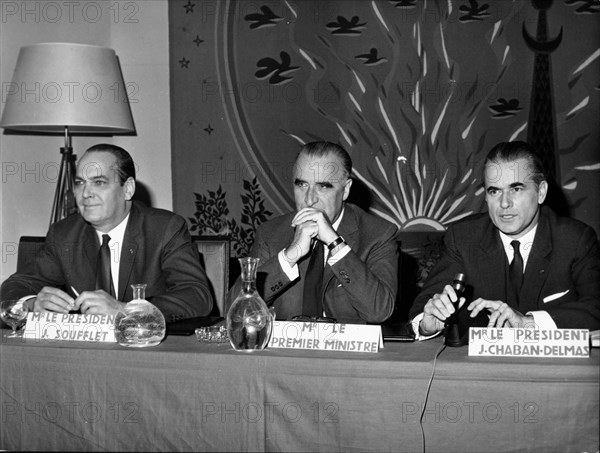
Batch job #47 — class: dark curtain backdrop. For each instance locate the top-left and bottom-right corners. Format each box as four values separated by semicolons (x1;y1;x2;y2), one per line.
169;0;599;257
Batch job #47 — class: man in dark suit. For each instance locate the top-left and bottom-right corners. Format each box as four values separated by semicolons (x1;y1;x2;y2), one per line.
225;141;399;324
410;141;600;338
1;144;212;322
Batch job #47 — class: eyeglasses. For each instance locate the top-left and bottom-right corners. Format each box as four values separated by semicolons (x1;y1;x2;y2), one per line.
291;315;337;323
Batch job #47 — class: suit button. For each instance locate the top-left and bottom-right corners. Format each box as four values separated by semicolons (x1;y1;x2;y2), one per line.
271;282;283;291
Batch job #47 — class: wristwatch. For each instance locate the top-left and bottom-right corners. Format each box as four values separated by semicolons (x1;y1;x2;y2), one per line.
327;236;346;251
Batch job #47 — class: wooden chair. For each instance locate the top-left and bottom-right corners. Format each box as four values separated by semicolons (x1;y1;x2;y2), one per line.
193;236;231;316
16;236;46;274
391;231;446;322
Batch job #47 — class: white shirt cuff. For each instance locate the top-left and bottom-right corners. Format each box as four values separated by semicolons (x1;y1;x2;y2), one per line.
411;312;443;341
526;310;556;329
278;249;299;281
327;244;350;265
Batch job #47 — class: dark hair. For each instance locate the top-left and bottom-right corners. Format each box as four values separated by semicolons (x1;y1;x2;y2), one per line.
298;141;352;177
484;141;547;185
84;143;136;184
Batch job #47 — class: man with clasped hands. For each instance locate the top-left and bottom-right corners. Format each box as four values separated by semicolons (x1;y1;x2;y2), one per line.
225;141;400;324
1;144;212;321
410;141;600;338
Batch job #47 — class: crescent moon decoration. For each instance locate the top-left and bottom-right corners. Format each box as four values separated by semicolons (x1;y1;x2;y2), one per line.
522;24;563;54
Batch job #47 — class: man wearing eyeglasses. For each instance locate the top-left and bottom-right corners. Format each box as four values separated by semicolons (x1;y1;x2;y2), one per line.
225;141;400;324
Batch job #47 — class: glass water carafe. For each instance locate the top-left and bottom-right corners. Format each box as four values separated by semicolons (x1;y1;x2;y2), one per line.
114;284;166;347
226;257;273;351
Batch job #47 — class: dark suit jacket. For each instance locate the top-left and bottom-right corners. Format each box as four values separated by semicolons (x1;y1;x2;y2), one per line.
226;203;400;324
409;207;600;331
1;202;213;322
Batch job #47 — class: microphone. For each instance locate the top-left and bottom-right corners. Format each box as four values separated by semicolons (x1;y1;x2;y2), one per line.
450;273;466;296
444;273;467;347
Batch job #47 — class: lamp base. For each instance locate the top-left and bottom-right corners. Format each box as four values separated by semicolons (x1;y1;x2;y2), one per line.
50;146;78;226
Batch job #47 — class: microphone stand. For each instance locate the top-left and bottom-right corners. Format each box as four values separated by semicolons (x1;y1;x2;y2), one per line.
444;315;464;347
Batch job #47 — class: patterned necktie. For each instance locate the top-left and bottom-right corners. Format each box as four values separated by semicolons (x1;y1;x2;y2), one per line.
302;241;324;317
96;234;115;297
509;240;523;303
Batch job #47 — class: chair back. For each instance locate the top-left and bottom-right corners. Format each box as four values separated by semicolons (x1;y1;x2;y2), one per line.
393;231;446;322
17;236;46;274
194;236;231;316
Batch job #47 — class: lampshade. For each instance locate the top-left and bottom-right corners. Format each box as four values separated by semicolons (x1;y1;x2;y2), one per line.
0;42;135;133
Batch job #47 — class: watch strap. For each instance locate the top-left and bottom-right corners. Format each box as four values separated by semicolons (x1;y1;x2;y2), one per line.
327;236;345;250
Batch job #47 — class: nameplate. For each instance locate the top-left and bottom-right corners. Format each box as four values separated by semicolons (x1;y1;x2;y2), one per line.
23;312;116;342
468;328;589;358
268;321;383;353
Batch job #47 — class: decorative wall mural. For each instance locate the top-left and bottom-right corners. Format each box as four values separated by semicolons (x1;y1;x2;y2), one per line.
188;177;273;256
170;0;599;255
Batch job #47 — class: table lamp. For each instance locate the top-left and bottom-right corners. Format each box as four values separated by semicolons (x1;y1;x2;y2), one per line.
0;42;135;226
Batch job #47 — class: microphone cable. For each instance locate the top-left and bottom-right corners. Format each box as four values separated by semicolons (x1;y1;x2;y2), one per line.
418;273;466;452
418;336;448;453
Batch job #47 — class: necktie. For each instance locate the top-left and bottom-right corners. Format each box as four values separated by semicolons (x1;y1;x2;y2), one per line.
96;234;115;297
509;240;523;303
302;241;324;317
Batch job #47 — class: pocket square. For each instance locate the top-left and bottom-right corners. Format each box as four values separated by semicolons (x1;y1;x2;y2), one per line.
543;290;569;303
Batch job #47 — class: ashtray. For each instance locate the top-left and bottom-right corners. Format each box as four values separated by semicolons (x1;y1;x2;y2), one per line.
195;325;229;343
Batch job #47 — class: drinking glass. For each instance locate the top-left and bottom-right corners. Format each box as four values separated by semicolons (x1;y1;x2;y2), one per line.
0;299;29;338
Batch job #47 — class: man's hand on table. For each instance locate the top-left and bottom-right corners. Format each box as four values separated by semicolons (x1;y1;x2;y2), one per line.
74;290;127;316
33;287;75;313
468;298;535;328
33;287;126;316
